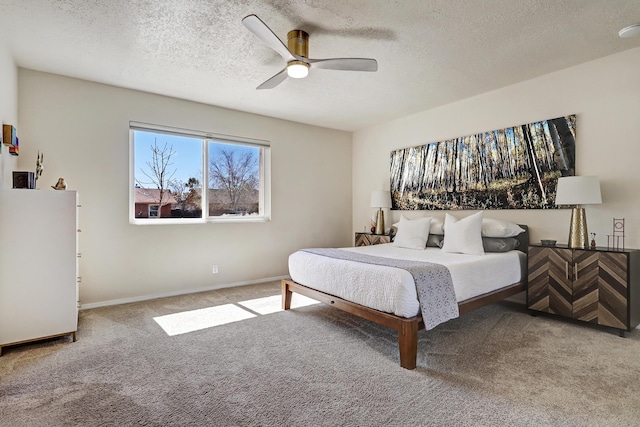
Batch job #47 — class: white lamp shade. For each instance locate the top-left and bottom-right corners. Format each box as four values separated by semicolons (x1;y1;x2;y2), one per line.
555;176;602;206
370;190;392;208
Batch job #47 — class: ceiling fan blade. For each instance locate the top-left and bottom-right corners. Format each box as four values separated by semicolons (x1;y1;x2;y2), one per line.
256;68;288;90
306;58;378;72
242;14;296;62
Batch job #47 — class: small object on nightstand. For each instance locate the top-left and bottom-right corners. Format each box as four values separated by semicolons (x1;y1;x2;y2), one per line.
607;218;625;250
370;190;391;235
540;239;556;246
555;176;601;248
590;233;596;250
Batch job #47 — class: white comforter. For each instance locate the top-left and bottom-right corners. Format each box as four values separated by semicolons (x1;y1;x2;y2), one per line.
288;244;526;318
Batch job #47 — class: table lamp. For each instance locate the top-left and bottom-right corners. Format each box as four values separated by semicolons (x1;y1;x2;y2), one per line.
554;176;602;248
370;190;391;235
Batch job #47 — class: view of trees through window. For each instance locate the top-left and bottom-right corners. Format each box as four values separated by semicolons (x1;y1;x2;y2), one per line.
132;127;266;221
208;142;261;217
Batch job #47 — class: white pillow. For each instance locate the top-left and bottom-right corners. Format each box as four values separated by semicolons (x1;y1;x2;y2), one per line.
481;218;525;238
393;216;432;250
393;217;443;235
441;212;484;255
430;218;444;235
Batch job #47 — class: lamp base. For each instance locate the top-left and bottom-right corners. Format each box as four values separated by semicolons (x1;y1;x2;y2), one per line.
568;207;588;249
375;208;385;235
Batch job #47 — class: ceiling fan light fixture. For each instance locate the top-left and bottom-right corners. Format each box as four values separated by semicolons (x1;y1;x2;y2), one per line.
242;14;377;89
287;61;309;78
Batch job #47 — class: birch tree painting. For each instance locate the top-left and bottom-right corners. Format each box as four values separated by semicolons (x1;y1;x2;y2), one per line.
390;115;576;210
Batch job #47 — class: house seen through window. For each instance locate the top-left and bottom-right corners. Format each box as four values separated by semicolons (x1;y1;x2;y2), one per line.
131;123;270;223
149;204;159;217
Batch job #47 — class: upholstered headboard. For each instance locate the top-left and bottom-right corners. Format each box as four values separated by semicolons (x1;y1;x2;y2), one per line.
516;225;529;254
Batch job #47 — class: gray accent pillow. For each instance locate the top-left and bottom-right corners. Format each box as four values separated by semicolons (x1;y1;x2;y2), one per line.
482;237;520;252
391;229;443;248
390;226;397;239
427;234;444;248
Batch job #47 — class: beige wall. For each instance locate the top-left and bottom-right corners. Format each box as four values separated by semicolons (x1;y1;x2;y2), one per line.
15;46;640;307
18;70;353;306
0;44;18;189
353;47;640;249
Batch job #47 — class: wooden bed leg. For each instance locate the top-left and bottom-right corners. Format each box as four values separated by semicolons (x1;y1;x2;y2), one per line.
281;280;293;310
398;320;419;370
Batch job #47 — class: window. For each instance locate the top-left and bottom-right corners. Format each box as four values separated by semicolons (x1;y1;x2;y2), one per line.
130;122;270;224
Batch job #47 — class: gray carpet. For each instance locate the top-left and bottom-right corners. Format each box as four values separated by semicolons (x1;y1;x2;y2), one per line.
2;281;640;426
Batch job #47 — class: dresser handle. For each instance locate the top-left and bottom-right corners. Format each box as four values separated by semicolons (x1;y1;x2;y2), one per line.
574;263;578;281
565;262;569;280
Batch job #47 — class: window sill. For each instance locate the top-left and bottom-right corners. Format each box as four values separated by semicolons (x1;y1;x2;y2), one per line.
207;216;270;223
131;216;270;225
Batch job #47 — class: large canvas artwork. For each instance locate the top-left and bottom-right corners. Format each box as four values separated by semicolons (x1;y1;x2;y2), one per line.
390;115;576;210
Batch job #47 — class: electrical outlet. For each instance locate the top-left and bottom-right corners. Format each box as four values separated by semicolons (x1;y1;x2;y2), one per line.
212;265;218;274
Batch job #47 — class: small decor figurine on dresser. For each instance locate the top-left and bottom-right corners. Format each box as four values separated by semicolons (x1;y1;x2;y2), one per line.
607;218;625;250
590;233;597;250
51;178;67;190
35;151;44;184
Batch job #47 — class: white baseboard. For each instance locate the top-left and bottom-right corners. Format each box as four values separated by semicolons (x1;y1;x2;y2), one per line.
80;275;289;310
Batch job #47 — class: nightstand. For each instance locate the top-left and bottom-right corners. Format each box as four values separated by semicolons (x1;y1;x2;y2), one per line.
527;244;640;336
355;232;391;247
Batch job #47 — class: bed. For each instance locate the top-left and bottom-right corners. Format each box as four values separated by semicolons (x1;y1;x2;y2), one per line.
282;222;529;370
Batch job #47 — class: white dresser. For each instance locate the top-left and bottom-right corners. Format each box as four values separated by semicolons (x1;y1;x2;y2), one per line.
0;189;79;355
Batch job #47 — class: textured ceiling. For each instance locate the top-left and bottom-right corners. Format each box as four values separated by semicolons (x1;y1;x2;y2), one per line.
1;0;639;131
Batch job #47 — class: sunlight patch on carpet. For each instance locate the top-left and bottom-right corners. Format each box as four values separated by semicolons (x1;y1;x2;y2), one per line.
154;294;320;336
238;294;319;315
154;304;256;336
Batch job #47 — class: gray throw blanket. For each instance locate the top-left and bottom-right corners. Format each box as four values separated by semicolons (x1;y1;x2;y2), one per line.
301;248;459;330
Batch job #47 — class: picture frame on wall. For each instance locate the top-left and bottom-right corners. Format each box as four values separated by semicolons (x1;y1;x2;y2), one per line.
3;124;16;146
9;137;19;156
390;115;576;210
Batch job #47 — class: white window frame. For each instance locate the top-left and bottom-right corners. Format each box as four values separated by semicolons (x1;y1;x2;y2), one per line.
129;122;271;225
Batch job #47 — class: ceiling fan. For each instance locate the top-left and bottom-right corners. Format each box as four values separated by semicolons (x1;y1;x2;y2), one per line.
241;14;378;89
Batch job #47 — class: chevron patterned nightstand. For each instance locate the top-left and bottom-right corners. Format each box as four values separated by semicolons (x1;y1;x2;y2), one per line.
527;244;640;337
355;232;391;247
